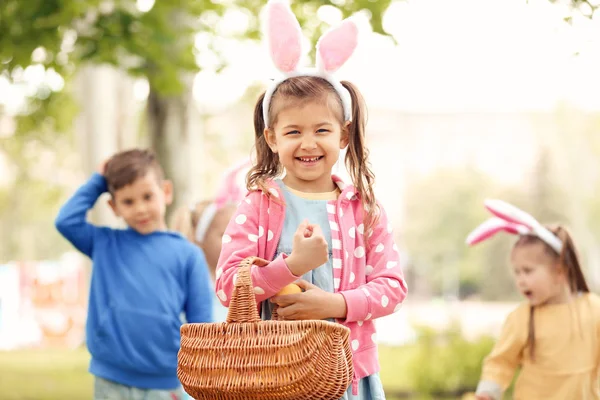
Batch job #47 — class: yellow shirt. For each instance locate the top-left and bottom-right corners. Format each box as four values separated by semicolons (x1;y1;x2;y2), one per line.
477;292;600;400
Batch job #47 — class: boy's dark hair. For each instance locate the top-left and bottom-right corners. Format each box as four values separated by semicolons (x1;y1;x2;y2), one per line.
104;149;164;194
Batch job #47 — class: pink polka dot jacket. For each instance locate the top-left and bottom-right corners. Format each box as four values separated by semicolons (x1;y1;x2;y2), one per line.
215;176;408;393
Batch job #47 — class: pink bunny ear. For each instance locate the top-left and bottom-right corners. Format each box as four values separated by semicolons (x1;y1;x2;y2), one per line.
265;0;303;73
316;19;359;73
484;199;538;229
466;217;531;246
213;160;251;209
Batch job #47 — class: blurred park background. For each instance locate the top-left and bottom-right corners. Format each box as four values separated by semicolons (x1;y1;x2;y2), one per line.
1;0;600;398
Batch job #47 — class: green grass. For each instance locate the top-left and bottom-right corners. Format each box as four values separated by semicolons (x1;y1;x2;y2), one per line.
0;345;463;399
0;348;92;400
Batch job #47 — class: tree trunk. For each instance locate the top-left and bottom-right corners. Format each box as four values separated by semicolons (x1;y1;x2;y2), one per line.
75;64;123;227
146;75;200;221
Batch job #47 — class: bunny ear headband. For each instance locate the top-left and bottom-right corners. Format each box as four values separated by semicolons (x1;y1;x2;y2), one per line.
194;159;251;243
466;199;563;253
262;0;358;126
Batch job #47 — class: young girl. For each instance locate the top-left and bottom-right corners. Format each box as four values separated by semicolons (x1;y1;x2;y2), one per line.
214;1;408;399
467;199;600;400
170;160;249;323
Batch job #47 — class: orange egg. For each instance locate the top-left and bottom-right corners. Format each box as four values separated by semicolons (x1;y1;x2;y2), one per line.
276;283;302;296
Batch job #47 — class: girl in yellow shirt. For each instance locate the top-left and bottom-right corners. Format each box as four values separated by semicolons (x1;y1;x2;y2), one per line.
466;199;600;400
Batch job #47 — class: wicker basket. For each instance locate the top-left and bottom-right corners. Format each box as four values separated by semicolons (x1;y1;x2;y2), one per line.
177;256;354;400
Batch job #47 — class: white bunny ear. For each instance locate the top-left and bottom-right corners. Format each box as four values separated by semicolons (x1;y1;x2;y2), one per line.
484;199;539;229
466;217;530;246
316;18;359;74
482;199;563;253
265;0;303;73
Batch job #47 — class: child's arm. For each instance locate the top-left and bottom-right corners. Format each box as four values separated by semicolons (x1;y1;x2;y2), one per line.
54;173;108;257
215;191;299;307
183;247;214;323
475;309;525;400
340;204;408;322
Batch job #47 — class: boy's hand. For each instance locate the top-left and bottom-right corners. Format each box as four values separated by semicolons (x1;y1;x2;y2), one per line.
271;280;347;320
285;220;328;276
97;159;109;175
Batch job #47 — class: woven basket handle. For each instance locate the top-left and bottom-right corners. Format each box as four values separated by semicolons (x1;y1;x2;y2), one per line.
271;304;284;321
225;257;267;323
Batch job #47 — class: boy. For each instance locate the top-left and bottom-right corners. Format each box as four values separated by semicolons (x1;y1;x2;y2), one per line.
55;149;213;400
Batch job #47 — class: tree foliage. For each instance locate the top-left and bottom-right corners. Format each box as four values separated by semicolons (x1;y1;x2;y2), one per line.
0;0;394;261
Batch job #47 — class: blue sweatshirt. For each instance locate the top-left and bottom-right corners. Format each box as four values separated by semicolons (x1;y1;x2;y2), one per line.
55;173;213;390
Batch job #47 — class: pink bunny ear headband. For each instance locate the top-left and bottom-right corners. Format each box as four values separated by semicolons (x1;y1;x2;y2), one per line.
194;159;251;243
466;199;563;253
262;0;358;126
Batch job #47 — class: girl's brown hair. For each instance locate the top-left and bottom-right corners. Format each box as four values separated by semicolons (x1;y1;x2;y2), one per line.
247;76;379;233
513;226;589;360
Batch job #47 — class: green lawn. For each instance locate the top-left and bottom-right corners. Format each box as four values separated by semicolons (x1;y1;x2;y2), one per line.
0;348;92;400
0;346;465;399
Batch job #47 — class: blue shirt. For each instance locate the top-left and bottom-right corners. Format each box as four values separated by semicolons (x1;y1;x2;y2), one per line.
55;173;213;390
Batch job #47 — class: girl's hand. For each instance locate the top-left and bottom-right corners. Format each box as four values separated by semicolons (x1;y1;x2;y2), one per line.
271;280;347;320
285;220;328;276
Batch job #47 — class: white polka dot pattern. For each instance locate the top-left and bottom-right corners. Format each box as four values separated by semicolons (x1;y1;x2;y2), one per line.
253;287;265;295
235;214;247;224
354;246;365;258
381;295;389;307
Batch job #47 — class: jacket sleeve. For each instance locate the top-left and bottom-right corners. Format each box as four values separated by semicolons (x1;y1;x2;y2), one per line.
184;246;214;323
341;204;408;322
475;307;526;399
54;173;108;258
214;191;298;307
